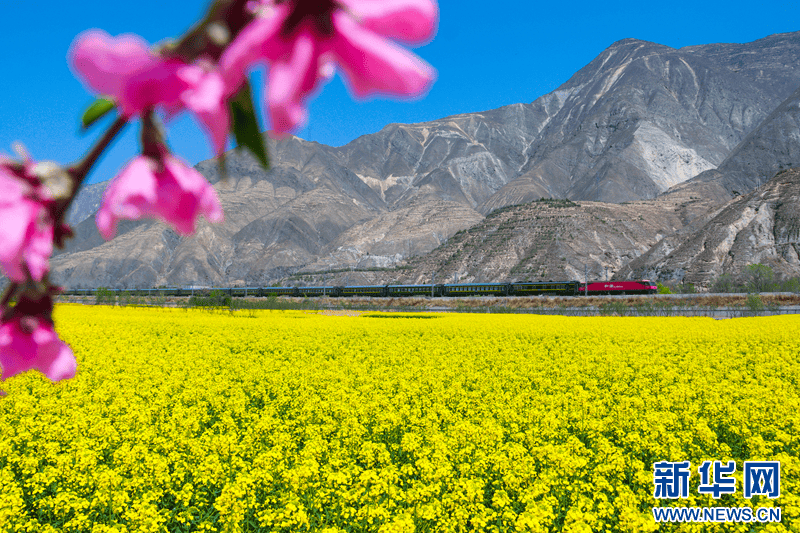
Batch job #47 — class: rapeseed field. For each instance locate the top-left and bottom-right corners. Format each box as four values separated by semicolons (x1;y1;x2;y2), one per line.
0;305;797;532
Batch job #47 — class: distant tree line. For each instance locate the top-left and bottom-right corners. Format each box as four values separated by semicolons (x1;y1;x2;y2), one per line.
661;264;800;294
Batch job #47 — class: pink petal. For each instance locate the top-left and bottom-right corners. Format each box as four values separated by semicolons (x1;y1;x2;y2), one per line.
22;221;54;282
219;5;291;97
97;155;222;239
178;67;230;156
330;11;435;99
159;155;224;233
0;171;51;283
0;166;25;200
267;31;322;133
339;0;438;44
0;321;76;382
30;324;77;382
0;202;33;283
69;30;192;117
96;157;160;240
122;59;188;117
69;30;156;107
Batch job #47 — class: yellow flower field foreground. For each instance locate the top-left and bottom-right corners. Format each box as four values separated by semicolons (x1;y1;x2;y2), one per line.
1;305;798;532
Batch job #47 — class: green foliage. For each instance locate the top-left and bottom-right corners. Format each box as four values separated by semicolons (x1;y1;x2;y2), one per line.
745;293;765;313
631;300;656;315
188;289;233;309
229;80;270;170
535;197;579;208
711;273;739;293
712;269;800;294
80;97;115;130
667;282;696;294
95;287;116;305
743;263;775;293
781;277;800;294
118;291;132;307
232;294;314;311
484;204;522;218
656;282;672;294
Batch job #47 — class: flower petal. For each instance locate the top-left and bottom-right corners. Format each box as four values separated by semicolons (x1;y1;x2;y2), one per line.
0;168;52;282
96;157;159;240
30;324;77;382
69;30;155;111
331;11;436;99
0;320;76;382
159;155;224;233
123;59;188;117
267;31;323;134
179;67;230;156
0;199;35;282
97;155;223;238
339;0;438;44
69;30;195;117
23;222;54;283
220;5;291;97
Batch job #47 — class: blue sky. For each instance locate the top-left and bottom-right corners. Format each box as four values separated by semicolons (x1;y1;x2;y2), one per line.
2;0;799;186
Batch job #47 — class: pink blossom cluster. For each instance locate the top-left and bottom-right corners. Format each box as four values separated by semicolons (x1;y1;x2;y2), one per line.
0;160;76;389
0;0;437;391
220;0;437;133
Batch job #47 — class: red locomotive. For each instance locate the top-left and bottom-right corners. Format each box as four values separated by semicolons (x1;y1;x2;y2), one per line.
579;279;657;295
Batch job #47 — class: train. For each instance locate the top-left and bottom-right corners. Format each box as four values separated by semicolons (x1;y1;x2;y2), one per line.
60;280;657;298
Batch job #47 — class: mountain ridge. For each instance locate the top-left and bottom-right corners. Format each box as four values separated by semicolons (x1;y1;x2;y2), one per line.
46;30;800;289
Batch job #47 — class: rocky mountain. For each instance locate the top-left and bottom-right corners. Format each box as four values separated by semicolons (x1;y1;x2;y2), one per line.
65;181;107;227
46;31;800;289
682;82;800;195
616;78;800;287
619;168;800;287
680;31;800;100
481;38;787;209
284;197;687;287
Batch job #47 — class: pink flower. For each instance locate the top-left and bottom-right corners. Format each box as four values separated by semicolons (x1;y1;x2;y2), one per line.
0;317;76;382
69;30;230;155
96;154;223;240
338;0;438;44
221;0;437;134
0;162;54;283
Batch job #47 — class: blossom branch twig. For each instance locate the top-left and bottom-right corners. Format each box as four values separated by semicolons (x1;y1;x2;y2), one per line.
66;116;129;207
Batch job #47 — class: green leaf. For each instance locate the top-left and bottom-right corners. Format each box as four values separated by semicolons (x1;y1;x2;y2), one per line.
229;81;270;170
81;98;115;130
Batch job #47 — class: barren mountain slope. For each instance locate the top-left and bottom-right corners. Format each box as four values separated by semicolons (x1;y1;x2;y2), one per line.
303;199;484;271
481;38;785;209
619;168;800;287
285;198;686;287
684;82;800;195
680;31;800;99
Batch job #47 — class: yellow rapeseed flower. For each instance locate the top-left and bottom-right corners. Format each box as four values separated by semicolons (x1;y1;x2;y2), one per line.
0;306;796;531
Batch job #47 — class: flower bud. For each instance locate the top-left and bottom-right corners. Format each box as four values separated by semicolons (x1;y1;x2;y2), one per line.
33;161;73;200
207;22;230;47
